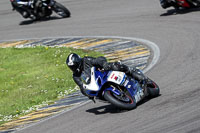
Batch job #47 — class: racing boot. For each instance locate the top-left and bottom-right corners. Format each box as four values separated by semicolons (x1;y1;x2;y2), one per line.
130;68;149;97
22;11;30;18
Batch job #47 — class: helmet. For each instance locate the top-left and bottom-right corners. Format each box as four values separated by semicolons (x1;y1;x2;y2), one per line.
66;53;82;73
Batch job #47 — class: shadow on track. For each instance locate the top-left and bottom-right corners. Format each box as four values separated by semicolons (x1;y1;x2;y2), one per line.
86;104;127;115
86;95;161;115
19;16;65;25
160;7;200;16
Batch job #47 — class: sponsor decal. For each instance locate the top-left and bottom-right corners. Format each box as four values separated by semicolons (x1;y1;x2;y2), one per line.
111;74;115;79
114;76;118;81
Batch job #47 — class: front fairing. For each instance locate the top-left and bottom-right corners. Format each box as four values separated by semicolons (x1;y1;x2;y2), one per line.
84;67;109;96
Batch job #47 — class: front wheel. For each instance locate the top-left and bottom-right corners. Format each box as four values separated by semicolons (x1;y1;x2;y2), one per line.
53;2;71;18
160;0;171;9
103;86;136;110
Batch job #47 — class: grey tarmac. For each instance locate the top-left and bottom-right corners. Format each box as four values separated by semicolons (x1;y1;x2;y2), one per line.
0;0;200;133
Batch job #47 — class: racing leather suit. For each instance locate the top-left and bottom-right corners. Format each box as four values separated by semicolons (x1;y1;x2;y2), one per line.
11;0;34;18
72;56;146;97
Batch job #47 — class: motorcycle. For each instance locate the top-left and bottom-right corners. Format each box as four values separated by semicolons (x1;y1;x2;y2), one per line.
10;0;70;20
160;0;200;10
83;67;160;110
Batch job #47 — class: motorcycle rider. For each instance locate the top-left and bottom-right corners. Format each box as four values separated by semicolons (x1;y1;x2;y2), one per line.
66;53;147;100
11;0;35;18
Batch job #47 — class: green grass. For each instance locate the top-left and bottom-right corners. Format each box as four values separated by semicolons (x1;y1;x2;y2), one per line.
0;46;103;125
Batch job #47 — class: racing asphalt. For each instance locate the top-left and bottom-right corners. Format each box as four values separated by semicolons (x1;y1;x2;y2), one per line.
0;0;200;133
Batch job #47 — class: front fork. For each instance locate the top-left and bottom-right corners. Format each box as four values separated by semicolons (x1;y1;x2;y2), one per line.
103;85;133;100
103;86;122;96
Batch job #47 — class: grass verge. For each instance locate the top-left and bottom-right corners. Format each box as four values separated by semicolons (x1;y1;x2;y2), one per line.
0;46;103;125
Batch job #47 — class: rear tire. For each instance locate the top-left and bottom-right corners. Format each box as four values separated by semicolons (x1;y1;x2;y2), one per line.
103;86;136;110
146;79;160;98
53;2;70;18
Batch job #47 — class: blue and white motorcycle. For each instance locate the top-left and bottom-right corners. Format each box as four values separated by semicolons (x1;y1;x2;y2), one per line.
83;67;160;110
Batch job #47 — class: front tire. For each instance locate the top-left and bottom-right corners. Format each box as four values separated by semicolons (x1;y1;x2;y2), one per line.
53;2;71;18
103;86;136;110
160;0;171;9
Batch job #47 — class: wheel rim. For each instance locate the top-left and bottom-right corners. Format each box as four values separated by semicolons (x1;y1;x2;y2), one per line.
56;9;66;16
109;91;133;104
53;5;65;16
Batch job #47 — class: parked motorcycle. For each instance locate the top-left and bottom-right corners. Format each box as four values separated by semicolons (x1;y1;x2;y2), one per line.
83;67;160;110
160;0;200;10
10;0;70;20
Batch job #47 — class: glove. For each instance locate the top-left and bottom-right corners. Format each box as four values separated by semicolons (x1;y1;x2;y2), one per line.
103;62;112;71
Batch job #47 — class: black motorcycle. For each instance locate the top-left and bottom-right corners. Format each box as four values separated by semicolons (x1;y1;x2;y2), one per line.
10;0;71;20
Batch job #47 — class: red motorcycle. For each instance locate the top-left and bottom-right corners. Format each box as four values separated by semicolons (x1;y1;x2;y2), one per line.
160;0;200;9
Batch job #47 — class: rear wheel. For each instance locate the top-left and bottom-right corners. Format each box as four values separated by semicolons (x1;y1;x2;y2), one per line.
103;85;136;110
146;78;160;98
53;2;70;18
